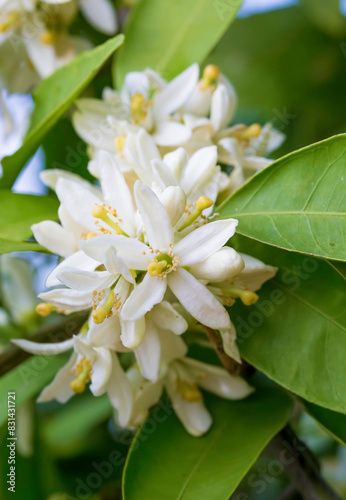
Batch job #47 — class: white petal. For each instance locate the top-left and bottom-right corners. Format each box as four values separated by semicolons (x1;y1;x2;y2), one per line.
72;110;116;152
87;315;126;351
236;254;277;291
107;352;133;427
184;358;254;400
158;330;187;365
32;221;75;258
120;317;145;349
89;347;113;396
104;246;135;284
168;269;230;329
56;178;104;232
210;82;236;132
46;250;99;288
57;268;114;292
163;147;188;180
219;324;241;363
121;273;167;322
134;182;173;249
165;378;212;436
12;337;74;355
153;121;191;147
158;186;186;226
151;301;187;335
40;169;101;197
175;219;238;266
180;145;218;194
188;247;244;283
25;33;57;78
80;0;118;35
80;235;151;270
152;159;179;189
134;319;160;381
37;353;77;403
98;150;136;236
136;128;161;168
153;64;199;119
38;289;92;312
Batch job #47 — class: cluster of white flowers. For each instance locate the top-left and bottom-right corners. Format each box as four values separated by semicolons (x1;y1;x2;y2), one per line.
14;64;279;436
0;0;118;92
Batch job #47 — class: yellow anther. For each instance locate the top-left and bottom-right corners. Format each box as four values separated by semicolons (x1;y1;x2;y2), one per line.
70;378;86;394
40;30;55;45
240;290;259;306
85;231;97;240
0;23;8;33
92;204;129;237
147;260;167;277
238;124;262;140
130;93;145;111
195;197;214;211
176;380;202;402
203;64;220;82
115;136;126;152
35;303;54;317
92;290;115;324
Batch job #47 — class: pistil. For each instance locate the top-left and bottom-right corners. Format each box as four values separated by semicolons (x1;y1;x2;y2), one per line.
92;204;128;236
179;197;213;230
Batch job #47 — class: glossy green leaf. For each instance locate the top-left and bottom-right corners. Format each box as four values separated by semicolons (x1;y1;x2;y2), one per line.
0;354;68;428
115;0;242;85
123;382;292;500
229;235;346;413
0;34;124;188
218;134;346;261
0;239;44;254
0;191;58;241
304;400;346;447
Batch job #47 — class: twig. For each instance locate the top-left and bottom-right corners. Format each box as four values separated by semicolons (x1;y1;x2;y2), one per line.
0;311;88;377
204;326;243;375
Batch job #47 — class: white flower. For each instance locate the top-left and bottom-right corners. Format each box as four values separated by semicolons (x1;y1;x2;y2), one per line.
124;331;254;436
12;317;132;426
73;64;199;151
80;181;238;330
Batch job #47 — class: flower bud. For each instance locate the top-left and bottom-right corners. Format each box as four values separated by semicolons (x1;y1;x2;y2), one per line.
188;247;244;282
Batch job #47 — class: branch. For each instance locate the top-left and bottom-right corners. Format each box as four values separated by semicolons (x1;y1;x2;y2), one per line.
204;326;243;376
0;311;88;377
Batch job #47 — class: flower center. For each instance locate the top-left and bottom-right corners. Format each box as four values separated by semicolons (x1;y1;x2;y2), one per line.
234;123;262;142
92;289;118;324
0;11;19;32
70;359;92;394
147;251;181;278
209;285;259;306
175;379;202;402
130;93;151;124
114;135;126;157
39;30;56;45
92;204;128;237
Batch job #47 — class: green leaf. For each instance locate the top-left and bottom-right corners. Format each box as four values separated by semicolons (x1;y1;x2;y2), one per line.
115;0;242;85
230;235;346;414
123;382;292;500
0;239;45;255
0;191;58;241
0;34;124;188
303;400;346;447
218;134;346;261
0;353;68;428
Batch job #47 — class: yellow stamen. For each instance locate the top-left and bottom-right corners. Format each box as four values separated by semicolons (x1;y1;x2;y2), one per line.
130;93;145;111
0;11;19;32
239;290;259;306
238;124;262;141
92;290;115;324
115;135;126;153
176;380;202;402
200;64;220;90
147;260;168;277
70;359;92;394
179;196;213;230
92;204;128;237
39;30;56;45
35;303;55;317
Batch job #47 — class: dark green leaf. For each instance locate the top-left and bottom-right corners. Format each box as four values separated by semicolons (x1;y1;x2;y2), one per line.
0;239;45;255
230;235;346;413
1;34;124;188
123;382;292;500
0;191;58;241
303;400;346;447
115;0;242;85
219;135;346;261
